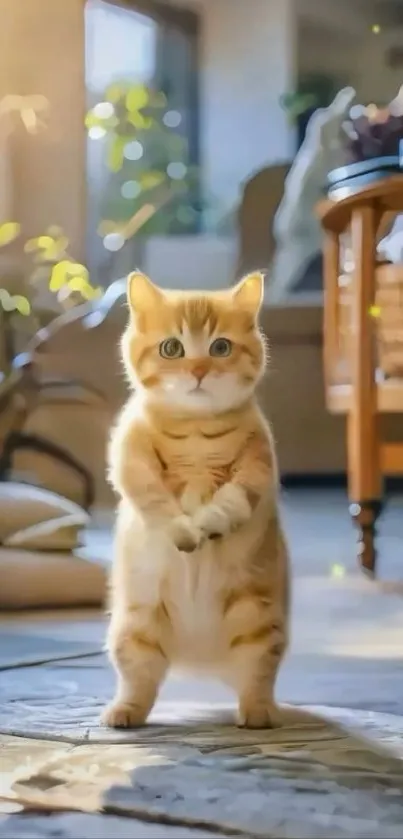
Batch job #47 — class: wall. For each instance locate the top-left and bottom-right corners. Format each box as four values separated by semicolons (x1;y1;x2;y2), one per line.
299;16;403;106
355;28;403;104
166;0;296;215
0;0;86;263
197;0;296;215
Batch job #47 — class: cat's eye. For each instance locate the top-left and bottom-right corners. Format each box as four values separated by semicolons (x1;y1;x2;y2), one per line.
209;338;232;357
159;337;184;359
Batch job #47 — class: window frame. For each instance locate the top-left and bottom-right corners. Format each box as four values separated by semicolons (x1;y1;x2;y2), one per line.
95;0;201;168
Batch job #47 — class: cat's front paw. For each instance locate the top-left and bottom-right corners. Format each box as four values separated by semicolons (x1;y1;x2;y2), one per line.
214;484;251;530
169;514;203;553
193;503;230;539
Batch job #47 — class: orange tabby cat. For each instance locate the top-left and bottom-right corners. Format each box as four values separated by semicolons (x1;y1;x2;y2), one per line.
102;270;289;729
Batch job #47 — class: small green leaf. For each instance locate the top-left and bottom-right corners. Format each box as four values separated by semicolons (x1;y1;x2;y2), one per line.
141;115;154;130
50;260;89;292
37;235;55;249
126;84;149;112
66;262;89;282
85;111;99;129
24;238;40;253
107;135;126;172
0;222;20;247
13;295;31;316
49;260;71;291
139;171;166;190
127;110;147;129
0;288;30;315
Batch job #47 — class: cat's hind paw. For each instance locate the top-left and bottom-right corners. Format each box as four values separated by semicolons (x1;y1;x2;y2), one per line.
237;702;281;729
169;514;203;553
101;701;147;729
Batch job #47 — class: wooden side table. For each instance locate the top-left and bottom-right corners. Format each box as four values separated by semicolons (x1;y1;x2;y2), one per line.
317;175;403;575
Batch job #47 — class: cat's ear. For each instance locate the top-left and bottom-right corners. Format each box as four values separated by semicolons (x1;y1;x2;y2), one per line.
127;271;163;315
232;272;264;317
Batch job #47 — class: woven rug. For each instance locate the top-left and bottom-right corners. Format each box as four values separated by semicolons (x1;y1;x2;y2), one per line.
2;701;403;838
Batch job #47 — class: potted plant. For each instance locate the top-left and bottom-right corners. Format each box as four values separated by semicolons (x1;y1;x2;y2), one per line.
328;87;403;196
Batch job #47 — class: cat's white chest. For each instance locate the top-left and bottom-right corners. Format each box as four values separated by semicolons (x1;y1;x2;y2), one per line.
166;543;226;665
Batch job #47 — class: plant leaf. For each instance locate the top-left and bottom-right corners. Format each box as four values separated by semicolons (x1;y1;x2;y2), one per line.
37;235;55;249
0;222;20;247
127;110;146;129
0;288;30;315
139;171;166;191
49;260;71;291
107;135;126;172
85;111;100;129
126;84;149;112
66;262;89;281
13;295;31;316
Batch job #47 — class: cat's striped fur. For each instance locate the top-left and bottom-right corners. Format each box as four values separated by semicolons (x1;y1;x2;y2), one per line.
102;271;289;729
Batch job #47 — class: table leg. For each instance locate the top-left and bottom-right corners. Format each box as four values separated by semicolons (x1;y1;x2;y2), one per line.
347;206;383;576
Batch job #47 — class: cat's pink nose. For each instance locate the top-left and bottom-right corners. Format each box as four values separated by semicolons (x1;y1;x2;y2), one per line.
192;364;207;382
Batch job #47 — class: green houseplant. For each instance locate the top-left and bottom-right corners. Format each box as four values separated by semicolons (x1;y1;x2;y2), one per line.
85;80;205;250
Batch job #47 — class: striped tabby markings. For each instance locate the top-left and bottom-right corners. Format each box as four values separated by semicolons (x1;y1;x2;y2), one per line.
222;586;271;616
200;426;237;439
129;633;165;657
229;620;284;653
161;426;237;440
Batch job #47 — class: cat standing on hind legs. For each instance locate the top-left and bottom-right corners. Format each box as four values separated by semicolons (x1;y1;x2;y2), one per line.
101;270;290;730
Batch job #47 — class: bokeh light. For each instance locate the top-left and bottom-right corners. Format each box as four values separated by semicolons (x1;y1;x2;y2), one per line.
163;110;182;128
103;232;125;252
124;140;144;161
89;126;107;140
93;101;115;119
121;180;141;200
167;161;187;180
330;563;346;579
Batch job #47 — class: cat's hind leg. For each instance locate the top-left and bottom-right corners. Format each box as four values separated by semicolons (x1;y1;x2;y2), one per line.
101;610;168;728
223;590;287;729
234;631;286;729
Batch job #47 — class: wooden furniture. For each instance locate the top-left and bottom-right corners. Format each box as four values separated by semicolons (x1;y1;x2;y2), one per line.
317;175;403;576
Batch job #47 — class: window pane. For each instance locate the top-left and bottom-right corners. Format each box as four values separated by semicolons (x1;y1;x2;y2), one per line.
85;0;200;283
86;0;157;93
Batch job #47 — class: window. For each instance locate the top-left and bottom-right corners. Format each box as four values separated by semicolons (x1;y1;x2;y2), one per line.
85;0;200;280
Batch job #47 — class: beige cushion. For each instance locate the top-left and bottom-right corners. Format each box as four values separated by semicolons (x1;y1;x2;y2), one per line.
0;546;106;609
0;483;89;551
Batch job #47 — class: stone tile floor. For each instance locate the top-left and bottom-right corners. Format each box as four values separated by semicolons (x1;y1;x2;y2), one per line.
1;488;403;837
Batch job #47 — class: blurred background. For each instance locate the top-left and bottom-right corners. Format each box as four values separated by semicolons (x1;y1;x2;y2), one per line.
2;0;403;292
1;0;403;605
3;9;403;829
